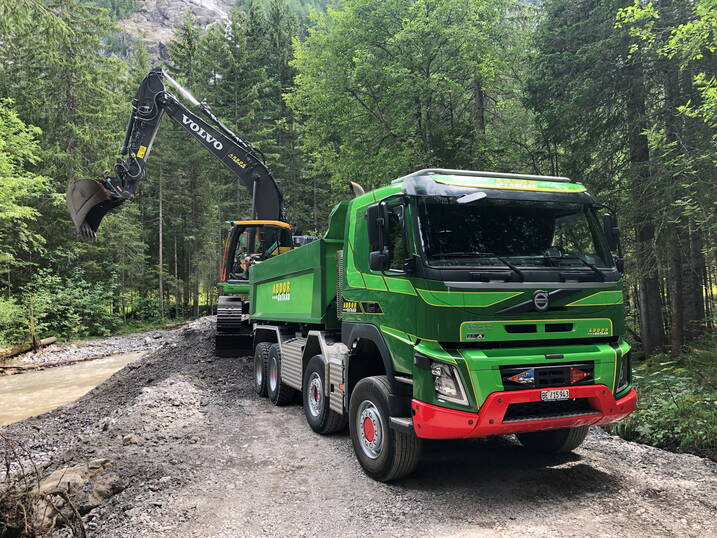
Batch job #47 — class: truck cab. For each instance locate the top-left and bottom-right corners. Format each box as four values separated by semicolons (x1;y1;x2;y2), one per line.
249;169;637;481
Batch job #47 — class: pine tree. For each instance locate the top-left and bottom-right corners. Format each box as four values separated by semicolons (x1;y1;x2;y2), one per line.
0;100;49;294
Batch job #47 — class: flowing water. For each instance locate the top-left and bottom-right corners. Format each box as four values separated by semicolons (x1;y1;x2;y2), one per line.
0;352;146;427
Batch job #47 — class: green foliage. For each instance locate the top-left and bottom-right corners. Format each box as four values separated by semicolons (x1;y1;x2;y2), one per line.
0;270;123;345
0;99;49;276
611;333;717;459
0;0;133;296
288;0;503;193
82;0;138;20
25;269;121;340
127;296;162;323
0;297;29;346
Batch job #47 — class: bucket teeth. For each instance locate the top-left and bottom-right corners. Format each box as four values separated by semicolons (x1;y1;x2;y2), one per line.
79;222;97;241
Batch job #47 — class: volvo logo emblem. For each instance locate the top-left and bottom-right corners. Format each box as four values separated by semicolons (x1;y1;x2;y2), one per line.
533;290;550;312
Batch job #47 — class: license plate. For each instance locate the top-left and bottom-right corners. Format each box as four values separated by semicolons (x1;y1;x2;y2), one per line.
541;389;570;401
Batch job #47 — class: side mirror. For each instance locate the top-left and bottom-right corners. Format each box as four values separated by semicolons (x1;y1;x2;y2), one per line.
366;202;388;252
603;213;620;252
369;251;390;271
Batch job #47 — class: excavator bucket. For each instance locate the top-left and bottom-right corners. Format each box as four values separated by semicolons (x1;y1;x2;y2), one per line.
66;179;122;241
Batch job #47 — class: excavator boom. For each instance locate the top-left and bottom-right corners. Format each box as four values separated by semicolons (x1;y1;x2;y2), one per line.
67;68;283;239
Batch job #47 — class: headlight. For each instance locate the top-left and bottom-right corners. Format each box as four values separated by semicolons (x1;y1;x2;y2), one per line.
616;352;631;394
431;362;469;406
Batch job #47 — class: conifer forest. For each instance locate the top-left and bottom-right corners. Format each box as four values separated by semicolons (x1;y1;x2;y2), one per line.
1;0;715;361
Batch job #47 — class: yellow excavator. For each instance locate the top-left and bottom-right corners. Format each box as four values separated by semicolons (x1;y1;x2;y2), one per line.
66;67;295;355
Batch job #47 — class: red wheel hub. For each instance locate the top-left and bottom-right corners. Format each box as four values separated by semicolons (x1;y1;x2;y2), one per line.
312;385;319;403
363;417;375;442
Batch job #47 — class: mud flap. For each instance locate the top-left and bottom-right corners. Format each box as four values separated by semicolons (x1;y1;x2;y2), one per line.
66;179;123;241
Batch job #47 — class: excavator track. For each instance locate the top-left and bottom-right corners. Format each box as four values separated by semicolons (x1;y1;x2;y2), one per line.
215;296;252;357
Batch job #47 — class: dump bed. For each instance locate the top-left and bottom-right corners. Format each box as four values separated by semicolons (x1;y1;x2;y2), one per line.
248;238;341;327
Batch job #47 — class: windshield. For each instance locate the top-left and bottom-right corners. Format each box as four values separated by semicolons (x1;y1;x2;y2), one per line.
416;197;612;269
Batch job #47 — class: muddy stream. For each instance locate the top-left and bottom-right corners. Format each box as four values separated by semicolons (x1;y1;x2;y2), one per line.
0;351;146;426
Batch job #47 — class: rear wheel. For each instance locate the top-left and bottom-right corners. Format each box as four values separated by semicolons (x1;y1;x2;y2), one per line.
303;356;346;434
253;342;271;397
516;426;589;453
349;376;421;482
267;343;295;406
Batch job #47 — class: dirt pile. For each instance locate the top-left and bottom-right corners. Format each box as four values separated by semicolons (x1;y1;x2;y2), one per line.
1;318;231;535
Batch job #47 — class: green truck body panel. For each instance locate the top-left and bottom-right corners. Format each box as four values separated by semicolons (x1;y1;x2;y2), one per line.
218;281;250;295
248;171;632;417
249;237;341;328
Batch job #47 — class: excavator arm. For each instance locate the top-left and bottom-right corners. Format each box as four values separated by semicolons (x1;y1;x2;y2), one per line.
67;67;283;240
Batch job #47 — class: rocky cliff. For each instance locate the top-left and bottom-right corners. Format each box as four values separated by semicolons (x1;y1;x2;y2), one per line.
120;0;235;54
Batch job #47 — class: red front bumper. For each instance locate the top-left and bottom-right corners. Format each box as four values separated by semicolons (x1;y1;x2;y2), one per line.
412;385;637;440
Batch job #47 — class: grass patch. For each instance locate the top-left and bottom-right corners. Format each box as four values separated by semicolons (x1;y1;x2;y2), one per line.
609;331;717;461
105;317;194;337
67;317;195;343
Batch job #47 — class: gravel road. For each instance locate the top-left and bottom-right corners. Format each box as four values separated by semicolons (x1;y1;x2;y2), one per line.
2;318;715;537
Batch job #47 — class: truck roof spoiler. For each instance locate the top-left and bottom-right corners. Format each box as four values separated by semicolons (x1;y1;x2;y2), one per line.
395;168;574;183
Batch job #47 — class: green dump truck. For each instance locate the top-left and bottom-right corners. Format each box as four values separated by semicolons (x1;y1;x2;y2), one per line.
249;168;637;481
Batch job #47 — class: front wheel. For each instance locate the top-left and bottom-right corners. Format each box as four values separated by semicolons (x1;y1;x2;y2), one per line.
516;426;589;453
349;376;421;482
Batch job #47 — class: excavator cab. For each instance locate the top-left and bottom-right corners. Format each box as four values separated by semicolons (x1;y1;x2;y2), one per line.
215;220;292;357
220;220;293;290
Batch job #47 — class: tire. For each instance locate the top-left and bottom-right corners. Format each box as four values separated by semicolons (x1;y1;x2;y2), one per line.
267;343;295;406
303;356;347;434
253;342;271;397
516;426;590;453
349;376;421;482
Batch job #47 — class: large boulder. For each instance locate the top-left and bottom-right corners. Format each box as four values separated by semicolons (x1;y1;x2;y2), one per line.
32;459;124;530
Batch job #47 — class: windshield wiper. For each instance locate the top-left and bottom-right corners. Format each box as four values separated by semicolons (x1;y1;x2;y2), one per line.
543;255;605;282
432;252;525;282
432;252;493;258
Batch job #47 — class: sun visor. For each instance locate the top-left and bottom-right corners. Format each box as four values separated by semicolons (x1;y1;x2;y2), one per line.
400;174;594;204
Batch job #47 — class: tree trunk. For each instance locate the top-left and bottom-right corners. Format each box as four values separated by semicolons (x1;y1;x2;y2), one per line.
664;59;686;355
174;232;180;318
473;77;486;135
678;69;707;340
626;64;666;355
683;227;706;339
669;228;684;356
158;168;164;321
